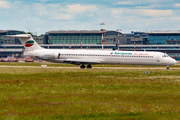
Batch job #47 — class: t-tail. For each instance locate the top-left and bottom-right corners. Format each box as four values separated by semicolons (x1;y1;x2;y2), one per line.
6;34;43;51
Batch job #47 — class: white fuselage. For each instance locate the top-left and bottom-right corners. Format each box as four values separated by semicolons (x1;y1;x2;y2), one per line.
24;49;177;66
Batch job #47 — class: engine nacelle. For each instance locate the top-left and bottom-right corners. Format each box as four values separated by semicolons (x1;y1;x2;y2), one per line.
37;53;60;60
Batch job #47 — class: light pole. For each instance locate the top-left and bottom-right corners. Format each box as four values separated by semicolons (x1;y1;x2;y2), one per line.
63;38;65;49
81;38;82;49
134;39;136;51
48;36;49;49
100;22;105;51
117;29;122;51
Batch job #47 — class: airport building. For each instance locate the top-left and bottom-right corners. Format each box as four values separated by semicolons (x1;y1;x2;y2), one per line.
147;31;180;45
0;30;25;44
0;30;25;57
124;32;148;45
46;30;127;46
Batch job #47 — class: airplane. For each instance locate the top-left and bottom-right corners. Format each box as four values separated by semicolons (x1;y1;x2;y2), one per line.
7;34;177;69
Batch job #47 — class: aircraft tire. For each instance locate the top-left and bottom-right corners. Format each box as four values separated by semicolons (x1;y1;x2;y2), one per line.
87;64;92;69
80;64;85;69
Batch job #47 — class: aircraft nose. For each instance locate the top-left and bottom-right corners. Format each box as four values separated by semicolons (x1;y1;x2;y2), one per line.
175;60;178;64
172;59;177;65
167;58;177;65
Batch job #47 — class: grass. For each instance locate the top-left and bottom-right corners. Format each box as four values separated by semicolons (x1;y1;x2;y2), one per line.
0;63;180;119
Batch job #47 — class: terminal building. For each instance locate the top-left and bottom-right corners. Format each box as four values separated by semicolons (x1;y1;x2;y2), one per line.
46;30;127;49
0;30;25;57
0;30;25;44
1;30;180;60
147;31;180;45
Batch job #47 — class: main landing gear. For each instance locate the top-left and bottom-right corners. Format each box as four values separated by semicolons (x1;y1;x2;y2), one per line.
80;64;92;69
166;66;169;70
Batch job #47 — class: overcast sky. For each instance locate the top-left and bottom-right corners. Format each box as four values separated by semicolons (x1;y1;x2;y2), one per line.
1;0;180;35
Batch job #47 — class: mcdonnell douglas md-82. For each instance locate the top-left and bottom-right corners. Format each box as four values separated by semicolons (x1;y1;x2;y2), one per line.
7;34;177;69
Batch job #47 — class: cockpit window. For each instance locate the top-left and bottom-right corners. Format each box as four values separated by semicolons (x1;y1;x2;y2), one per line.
162;54;169;57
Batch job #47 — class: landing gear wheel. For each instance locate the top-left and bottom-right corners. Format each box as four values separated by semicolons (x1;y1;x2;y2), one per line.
80;64;85;69
166;66;169;70
87;64;92;69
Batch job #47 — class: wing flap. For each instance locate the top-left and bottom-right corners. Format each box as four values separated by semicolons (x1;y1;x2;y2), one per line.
56;59;102;64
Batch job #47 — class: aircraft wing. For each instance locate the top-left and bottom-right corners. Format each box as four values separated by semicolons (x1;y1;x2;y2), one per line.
61;59;102;65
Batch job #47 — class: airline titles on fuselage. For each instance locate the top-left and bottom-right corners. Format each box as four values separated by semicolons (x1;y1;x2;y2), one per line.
61;52;153;58
111;52;149;56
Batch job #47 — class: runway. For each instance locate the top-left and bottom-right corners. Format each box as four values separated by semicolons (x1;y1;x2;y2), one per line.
0;65;179;69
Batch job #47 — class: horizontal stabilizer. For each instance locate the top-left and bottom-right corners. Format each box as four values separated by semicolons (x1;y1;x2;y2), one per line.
5;34;31;38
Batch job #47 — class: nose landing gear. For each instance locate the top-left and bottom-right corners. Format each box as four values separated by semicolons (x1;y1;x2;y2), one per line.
166;66;169;70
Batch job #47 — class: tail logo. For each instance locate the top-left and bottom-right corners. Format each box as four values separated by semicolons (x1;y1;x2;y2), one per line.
25;40;34;47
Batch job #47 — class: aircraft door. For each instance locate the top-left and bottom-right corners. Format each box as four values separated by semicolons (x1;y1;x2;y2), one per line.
58;53;60;59
55;53;61;59
156;56;160;62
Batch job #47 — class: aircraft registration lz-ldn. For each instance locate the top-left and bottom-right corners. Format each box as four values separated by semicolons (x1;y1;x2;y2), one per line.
7;34;177;69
